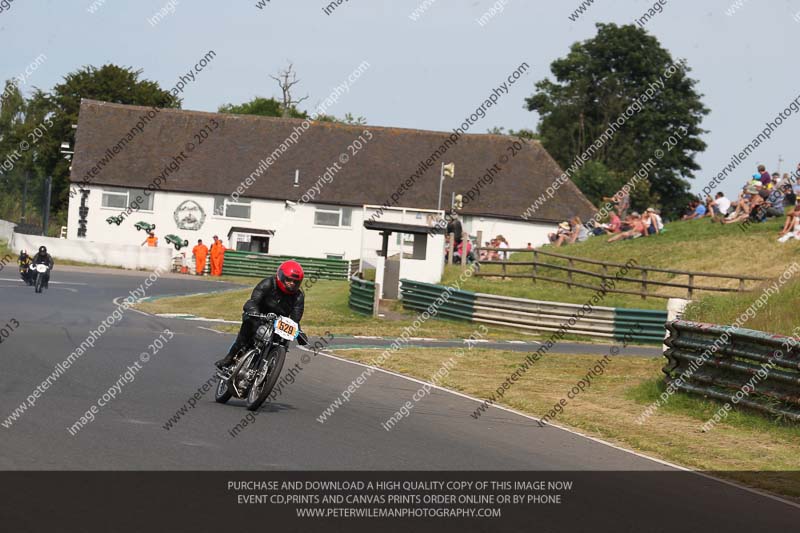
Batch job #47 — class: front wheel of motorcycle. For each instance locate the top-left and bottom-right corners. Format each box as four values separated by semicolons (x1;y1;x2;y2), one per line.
245;345;286;411
35;273;43;293
214;375;233;404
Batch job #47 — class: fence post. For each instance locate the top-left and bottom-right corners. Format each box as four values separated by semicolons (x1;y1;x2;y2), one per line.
688;275;694;299
567;258;573;288
448;233;455;266
739;278;745;292
601;264;607;289
476;230;483;265
532;249;537;283
373;282;381;318
461;231;469;273
641;270;648;300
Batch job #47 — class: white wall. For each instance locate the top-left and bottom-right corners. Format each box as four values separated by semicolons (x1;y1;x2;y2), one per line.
0;219;16;242
464;216;555;249
10;232;172;271
66;186;559;264
67;186;363;259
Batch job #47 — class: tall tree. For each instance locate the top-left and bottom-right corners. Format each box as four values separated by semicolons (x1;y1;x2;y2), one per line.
526;23;708;218
42;65;180;213
270;63;309;118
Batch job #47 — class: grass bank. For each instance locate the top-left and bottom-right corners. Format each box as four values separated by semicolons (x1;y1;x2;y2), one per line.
335;346;800;499
454;217;797;310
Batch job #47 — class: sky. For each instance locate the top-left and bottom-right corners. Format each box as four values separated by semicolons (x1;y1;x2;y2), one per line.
2;0;800;200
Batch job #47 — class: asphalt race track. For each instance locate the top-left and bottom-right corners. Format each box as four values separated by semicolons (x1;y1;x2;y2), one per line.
1;268;799;524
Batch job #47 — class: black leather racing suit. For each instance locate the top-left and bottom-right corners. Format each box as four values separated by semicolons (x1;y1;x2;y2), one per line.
223;276;305;361
31;252;54;287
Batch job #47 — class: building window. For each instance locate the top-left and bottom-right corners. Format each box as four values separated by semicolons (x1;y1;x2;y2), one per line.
314;206;352;227
101;188;154;211
326;253;344;260
214;197;251;219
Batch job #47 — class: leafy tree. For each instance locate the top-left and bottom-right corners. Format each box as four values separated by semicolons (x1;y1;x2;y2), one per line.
218;96;307;118
0;65;180;226
220;97;367;126
526;23;708;218
487;126;539;141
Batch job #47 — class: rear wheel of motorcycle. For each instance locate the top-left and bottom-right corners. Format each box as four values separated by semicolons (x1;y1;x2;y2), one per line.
245;345;286;411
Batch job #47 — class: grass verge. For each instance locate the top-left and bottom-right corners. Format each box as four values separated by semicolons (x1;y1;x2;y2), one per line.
136;279;543;341
333;346;800;499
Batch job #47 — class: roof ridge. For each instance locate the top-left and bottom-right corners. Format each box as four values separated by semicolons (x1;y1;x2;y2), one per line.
79;98;535;141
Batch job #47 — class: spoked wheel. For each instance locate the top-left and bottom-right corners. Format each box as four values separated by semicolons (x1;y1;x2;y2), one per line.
35;273;43;293
214;374;233;403
246;346;286;412
215;349;255;403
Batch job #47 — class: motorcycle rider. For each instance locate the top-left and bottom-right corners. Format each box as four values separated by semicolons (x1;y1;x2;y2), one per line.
31;246;54;288
215;260;308;369
18;249;33;285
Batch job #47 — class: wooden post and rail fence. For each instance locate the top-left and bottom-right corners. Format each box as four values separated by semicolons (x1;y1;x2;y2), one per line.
470;240;766;300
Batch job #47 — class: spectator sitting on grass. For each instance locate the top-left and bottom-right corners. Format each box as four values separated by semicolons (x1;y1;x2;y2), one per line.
723;192;763;224
708;192;731;221
682;199;707;220
778;206;800;242
783;183;797;212
758;164;771;187
764;185;786;218
548;222;572;247
607;212;646;243
568;216;589;244
779;204;800;238
642;209;660;235
591;211;621;236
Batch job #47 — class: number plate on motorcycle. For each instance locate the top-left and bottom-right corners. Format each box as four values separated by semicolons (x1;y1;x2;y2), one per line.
274;316;299;341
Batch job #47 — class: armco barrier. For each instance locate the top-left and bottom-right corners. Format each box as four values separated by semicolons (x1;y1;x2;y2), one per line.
222;251;350;280
349;278;377;316
663;320;800;421
399;279;666;342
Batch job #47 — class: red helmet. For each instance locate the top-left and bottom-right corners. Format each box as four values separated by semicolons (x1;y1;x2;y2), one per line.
276;260;304;294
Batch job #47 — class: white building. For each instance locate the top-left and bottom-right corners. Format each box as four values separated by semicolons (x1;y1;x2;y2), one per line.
67;100;596;273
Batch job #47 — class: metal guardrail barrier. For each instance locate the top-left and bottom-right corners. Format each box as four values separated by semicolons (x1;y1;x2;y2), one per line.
663;320;800;421
349;278;378;316
400;279;666;342
222;251;350;280
475;247;766;300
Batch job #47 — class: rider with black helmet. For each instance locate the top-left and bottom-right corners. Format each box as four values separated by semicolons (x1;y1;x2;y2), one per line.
215;260;307;369
31;246;54;288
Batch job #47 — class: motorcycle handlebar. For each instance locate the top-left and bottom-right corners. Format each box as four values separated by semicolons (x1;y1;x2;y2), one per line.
244;312;277;321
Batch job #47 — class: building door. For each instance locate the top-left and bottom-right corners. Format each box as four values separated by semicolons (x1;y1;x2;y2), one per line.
250;236;269;253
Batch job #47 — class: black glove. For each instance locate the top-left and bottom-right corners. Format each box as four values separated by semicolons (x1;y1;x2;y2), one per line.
297;330;309;346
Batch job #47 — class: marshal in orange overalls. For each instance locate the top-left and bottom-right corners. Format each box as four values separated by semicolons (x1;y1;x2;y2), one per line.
192;240;209;275
210;236;226;276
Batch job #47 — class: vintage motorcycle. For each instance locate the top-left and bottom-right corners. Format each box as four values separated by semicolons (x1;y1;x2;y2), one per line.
31;263;50;293
215;312;304;411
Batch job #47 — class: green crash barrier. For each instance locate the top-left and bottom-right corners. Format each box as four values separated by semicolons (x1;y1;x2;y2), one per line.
221;250;350;280
663;320;800;422
349;278;376;315
399;279;666;342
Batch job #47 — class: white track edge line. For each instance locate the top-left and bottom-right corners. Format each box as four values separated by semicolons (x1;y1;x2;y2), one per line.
312;347;800;510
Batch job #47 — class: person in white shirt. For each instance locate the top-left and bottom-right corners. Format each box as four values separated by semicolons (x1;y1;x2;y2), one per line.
646;208;664;231
496;235;509;259
709;192;731;218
